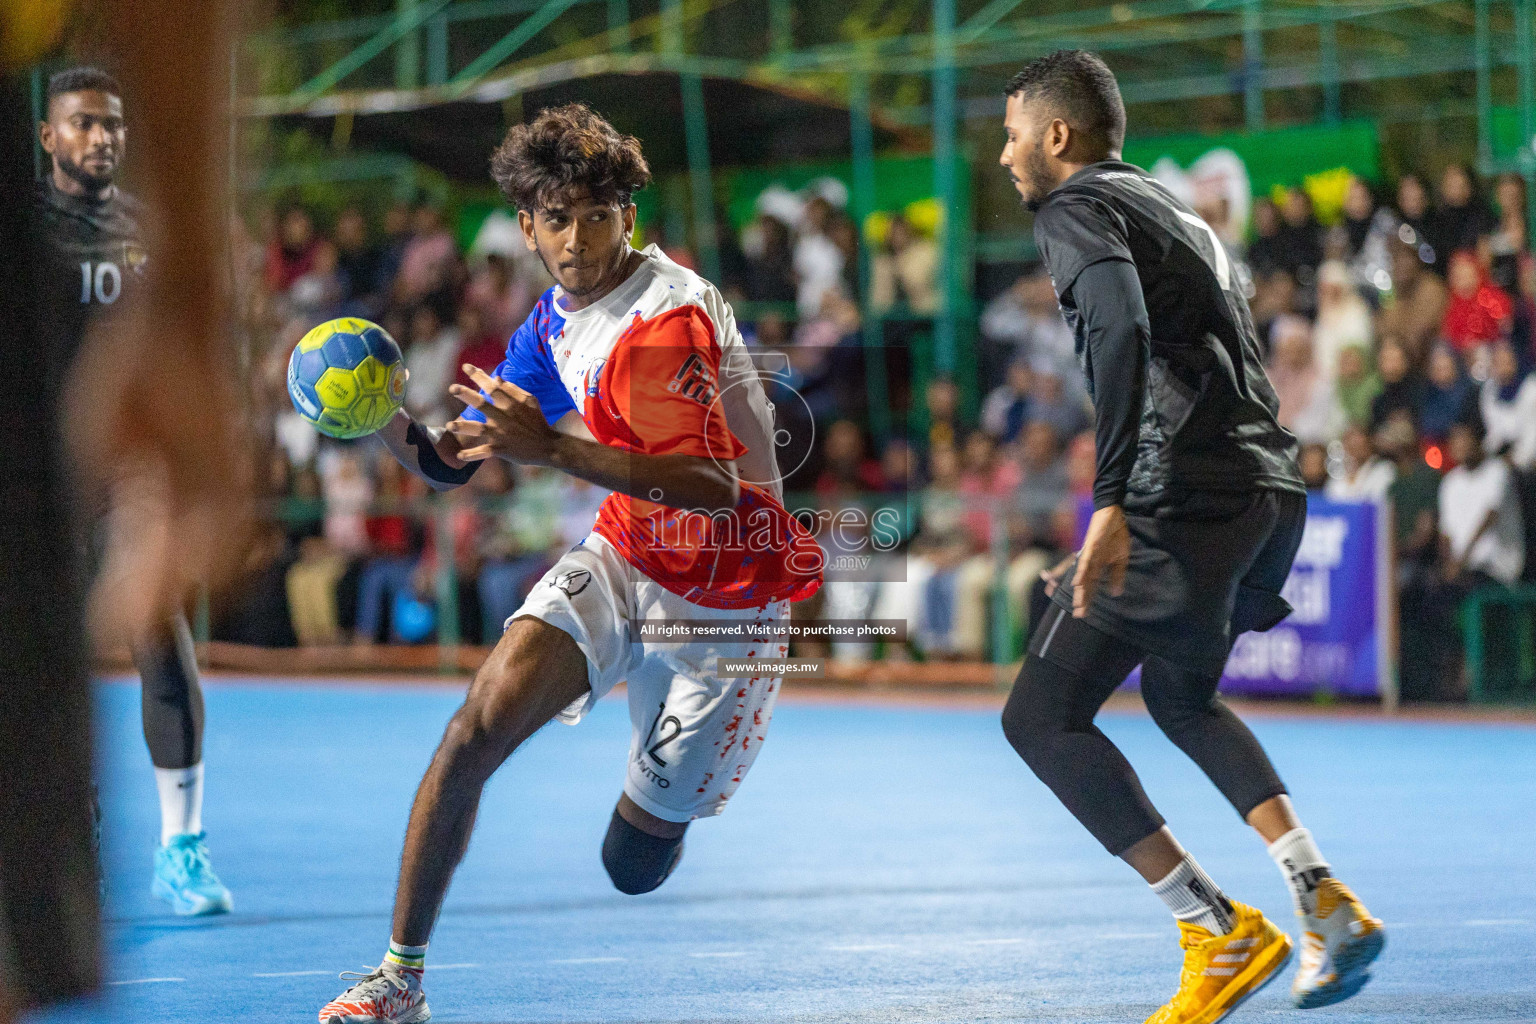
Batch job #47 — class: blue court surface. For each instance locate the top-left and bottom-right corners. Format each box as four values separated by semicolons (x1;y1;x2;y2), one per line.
35;678;1536;1023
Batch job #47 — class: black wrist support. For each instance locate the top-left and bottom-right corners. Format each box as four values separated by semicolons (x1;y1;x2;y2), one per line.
405;421;481;486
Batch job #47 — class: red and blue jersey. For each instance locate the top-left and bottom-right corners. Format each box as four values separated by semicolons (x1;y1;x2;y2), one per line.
463;246;822;609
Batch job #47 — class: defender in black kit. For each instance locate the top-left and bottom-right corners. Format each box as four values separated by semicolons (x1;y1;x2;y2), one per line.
995;50;1383;1023
35;67;232;918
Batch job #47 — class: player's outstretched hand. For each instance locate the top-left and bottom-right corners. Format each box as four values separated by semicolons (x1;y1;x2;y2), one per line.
1071;505;1130;618
446;364;557;466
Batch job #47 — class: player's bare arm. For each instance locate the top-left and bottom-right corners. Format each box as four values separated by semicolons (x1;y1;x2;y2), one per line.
447;365;740;512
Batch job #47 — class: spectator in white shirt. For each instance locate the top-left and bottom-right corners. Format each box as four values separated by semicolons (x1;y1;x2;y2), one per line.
1312;259;1374;377
1439;421;1525;586
1480;339;1536;470
980;269;1076;373
1268;314;1345;444
793;196;846;317
1325;423;1396;502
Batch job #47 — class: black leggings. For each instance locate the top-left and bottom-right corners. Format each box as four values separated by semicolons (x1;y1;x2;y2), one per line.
133;614;203;770
1002;605;1287;856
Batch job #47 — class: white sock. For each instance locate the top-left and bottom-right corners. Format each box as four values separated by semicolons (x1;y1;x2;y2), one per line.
384;939;427;974
1267;826;1332;916
1150;854;1237;936
155;763;204;845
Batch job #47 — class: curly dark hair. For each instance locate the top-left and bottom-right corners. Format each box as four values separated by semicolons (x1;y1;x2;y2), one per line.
490;103;651;213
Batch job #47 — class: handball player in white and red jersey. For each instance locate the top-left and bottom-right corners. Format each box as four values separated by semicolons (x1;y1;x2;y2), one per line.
319;104;822;1024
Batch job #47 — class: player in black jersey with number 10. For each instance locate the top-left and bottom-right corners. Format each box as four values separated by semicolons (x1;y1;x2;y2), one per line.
996;52;1384;1023
36;67;232;917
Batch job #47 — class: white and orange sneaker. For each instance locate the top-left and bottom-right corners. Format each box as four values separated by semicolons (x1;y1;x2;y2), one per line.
1291;877;1384;1008
319;964;430;1024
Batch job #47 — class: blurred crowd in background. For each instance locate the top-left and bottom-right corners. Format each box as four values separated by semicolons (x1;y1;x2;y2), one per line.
225;162;1536;701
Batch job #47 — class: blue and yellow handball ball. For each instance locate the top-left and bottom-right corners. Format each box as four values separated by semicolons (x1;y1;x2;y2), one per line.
287;317;407;439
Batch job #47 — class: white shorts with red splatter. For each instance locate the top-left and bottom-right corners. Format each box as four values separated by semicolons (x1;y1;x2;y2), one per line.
511;531;790;822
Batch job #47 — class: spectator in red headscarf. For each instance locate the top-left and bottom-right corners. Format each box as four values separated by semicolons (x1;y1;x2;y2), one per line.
264;204;322;296
1441;249;1513;354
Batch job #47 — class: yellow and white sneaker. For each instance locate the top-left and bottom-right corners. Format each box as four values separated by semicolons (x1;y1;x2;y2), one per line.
1145;900;1292;1024
1291;877;1385;1009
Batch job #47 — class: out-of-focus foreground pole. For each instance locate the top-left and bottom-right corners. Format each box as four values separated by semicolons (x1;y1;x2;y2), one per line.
1243;0;1264;132
76;0;255;648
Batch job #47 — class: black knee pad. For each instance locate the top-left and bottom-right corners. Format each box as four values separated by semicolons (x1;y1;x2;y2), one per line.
136;615;204;770
601;810;685;895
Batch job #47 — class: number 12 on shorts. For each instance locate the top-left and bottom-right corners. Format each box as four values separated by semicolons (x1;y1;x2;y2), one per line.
642;703;682;768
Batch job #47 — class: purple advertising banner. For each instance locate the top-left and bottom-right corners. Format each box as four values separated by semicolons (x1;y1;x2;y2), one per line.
1080;495;1392;699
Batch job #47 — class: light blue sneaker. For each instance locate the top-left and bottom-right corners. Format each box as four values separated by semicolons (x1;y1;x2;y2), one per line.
151;832;232;916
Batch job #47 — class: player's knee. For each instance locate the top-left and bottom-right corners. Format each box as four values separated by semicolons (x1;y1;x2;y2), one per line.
999;694;1033;758
1001;702;1057;777
439;696;516;778
1001;663;1053;760
1002;660;1083;787
439;711;492;771
442;663;548;773
1141;668;1217;739
601;810;685;895
1142;689;1194;737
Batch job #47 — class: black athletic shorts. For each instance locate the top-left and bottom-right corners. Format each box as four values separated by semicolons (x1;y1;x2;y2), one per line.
1043;489;1308;674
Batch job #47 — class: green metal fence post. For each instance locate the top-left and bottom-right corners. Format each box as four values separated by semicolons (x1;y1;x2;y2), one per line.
988;497;1010;672
670;0;718;287
607;0;631;53
680;73;720;286
447;0;584;94
769;0;792;57
426;10;449;85
1475;0;1492;172
435;498;460;674
660;0;684;57
1243;0;1264;132
1516;0;1536;248
194;586;212;671
1465;591;1486;703
849;70;891;445
396;0;422;90
932;0;958;377
1319;17;1341;126
31;65;44;181
293;0;452;102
